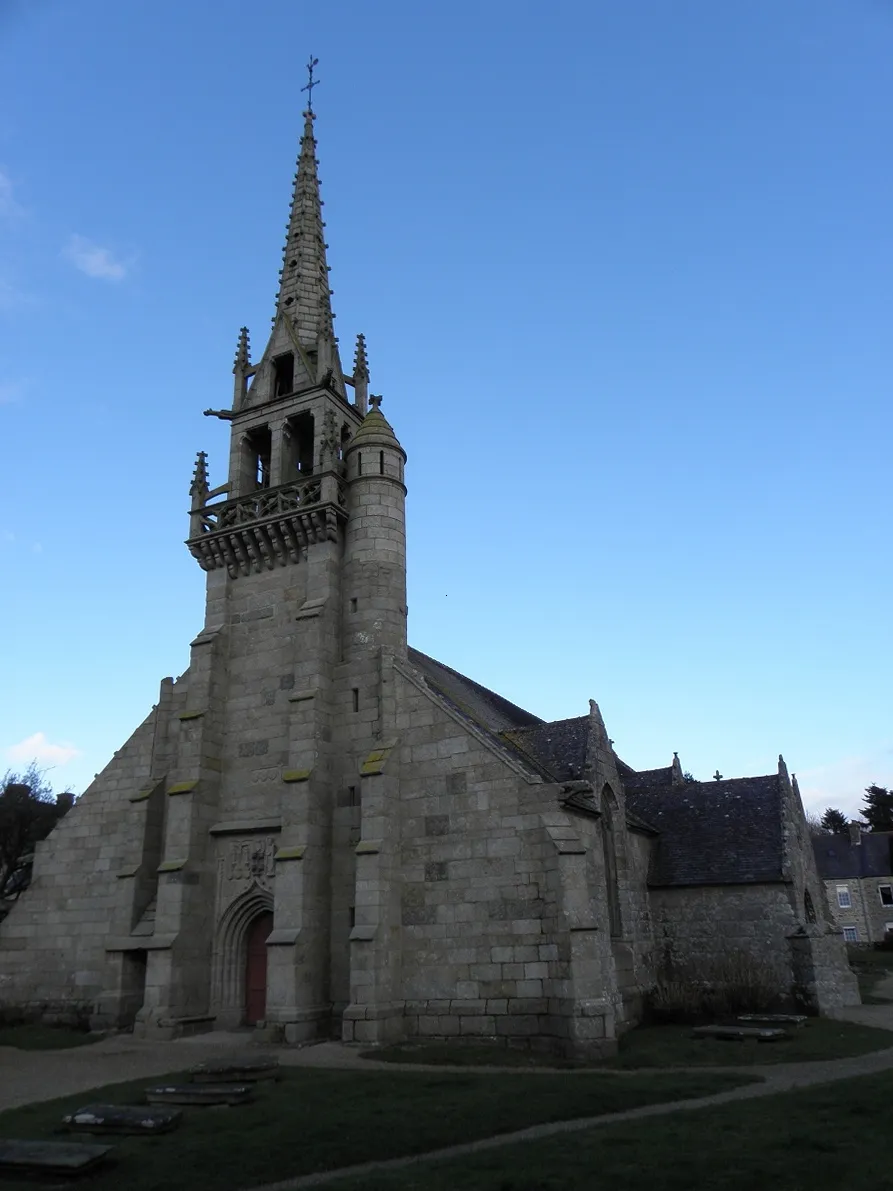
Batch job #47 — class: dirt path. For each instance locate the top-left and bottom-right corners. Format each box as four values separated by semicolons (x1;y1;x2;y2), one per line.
4;1001;893;1116
246;1037;893;1191
4;1007;893;1191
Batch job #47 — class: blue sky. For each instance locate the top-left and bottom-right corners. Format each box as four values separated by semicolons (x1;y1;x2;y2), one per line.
1;0;890;820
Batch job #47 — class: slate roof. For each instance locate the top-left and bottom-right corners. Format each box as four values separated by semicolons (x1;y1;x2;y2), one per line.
616;761;674;790
812;833;893;881
501;718;588;782
625;775;785;887
406;650;787;888
407;648;542;735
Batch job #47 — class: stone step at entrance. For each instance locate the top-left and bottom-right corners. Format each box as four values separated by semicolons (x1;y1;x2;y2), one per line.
691;1025;789;1042
0;1139;114;1176
61;1104;182;1135
189;1057;280;1084
145;1084;254;1106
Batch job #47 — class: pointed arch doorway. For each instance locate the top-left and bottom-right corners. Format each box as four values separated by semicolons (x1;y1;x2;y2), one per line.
245;911;274;1025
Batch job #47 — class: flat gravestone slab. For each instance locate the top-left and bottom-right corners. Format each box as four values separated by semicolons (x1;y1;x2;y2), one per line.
691;1025;788;1042
736;1014;808;1028
145;1084;254;1106
190;1057;280;1084
62;1103;182;1135
0;1139;113;1175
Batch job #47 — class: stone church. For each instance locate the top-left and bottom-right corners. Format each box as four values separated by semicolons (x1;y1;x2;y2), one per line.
0;99;858;1055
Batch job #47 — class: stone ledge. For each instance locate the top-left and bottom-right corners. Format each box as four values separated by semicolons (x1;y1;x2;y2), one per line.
178;710;205;722
282;769;312;783
274;846;306;861
167;781;198;796
359;740;398;776
295;597;327;621
355;839;382;855
115;865;140;879
349;925;377;941
287;691;315;703
157;859;187;873
105;934;177;952
266;928;301;946
209;819;282;836
129;786;156;803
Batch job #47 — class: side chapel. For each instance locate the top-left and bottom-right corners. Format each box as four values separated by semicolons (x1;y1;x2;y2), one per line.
0;88;858;1054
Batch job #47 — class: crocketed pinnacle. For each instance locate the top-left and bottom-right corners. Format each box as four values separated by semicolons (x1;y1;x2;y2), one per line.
353;333;369;380
276;110;336;347
233;326;250;373
190;450;209;499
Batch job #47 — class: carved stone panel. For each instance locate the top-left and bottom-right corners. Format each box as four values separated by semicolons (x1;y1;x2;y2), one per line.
216;836;277;919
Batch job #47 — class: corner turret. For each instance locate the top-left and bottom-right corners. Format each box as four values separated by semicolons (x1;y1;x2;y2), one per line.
342;395;407;660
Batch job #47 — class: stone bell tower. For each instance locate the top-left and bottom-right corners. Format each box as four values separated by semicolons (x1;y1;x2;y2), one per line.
130;94;408;1039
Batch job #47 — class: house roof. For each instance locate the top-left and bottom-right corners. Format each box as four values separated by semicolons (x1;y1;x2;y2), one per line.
812;832;893;881
625;775;785;887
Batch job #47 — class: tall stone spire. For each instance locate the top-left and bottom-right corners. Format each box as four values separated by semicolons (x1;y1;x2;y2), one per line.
276;108;336;348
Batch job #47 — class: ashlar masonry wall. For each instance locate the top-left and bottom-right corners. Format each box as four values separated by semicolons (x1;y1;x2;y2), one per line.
649;883;798;993
0;709;159;1022
342;659;633;1057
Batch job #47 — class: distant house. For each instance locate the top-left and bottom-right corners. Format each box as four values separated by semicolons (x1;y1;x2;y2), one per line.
812;825;893;943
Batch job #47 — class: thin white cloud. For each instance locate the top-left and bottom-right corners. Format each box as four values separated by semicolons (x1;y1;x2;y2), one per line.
6;733;81;767
31;541;42;554
0;379;25;404
0;170;23;219
0;279;34;311
63;234;129;282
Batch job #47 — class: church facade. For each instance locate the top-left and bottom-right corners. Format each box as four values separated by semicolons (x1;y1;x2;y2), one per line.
0;103;858;1054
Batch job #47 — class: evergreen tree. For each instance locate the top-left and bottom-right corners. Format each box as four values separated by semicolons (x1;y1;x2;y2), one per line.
820;807;848;834
861;785;893;833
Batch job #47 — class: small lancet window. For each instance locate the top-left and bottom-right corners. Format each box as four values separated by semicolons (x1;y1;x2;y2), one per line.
244;426;272;491
286;411;315;476
602;786;622;938
339;423;350;461
379;450;385;475
273;353;294;398
357;453;363;476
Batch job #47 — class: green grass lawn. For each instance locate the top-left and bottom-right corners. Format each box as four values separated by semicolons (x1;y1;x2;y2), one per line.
847;946;893;1003
0;1066;755;1191
0;1025;101;1050
365;1017;893;1071
323;1068;893;1191
610;1017;893;1067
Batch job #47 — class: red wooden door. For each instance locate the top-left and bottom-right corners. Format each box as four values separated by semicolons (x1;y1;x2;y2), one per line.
245;912;273;1025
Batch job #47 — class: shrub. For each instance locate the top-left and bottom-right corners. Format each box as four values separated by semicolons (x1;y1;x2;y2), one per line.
647;949;784;1024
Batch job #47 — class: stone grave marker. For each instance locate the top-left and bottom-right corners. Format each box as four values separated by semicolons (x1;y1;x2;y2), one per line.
0;1139;114;1176
62;1103;182;1135
190;1057;280;1084
736;1013;808;1028
145;1083;254;1106
691;1024;788;1042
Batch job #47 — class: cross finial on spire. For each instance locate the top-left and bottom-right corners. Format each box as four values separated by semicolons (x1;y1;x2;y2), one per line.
370;394;382;410
302;55;320;116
